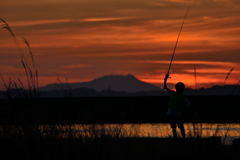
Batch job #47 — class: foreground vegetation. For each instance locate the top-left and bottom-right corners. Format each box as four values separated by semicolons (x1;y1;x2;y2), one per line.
1;136;240;160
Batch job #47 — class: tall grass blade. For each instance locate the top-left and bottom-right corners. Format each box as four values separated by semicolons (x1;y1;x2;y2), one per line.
223;124;231;145
28;68;36;97
13;81;21;97
0;74;13;99
21;60;31;97
22;36;39;97
0;73;7;90
231;80;240;95
1;18;35;96
0;18;14;37
16;77;29;97
65;77;72;97
22;37;35;68
1;18;26;64
220;67;234;95
194;65;197;90
17;77;25;89
224;67;234;85
36;70;39;97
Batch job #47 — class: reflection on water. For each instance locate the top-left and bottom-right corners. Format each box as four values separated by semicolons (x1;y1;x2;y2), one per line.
39;123;240;145
1;123;240;145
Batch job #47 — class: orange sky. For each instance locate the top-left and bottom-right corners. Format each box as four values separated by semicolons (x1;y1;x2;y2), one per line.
0;0;240;90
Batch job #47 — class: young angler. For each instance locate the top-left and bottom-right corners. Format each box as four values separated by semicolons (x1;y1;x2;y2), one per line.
163;73;190;138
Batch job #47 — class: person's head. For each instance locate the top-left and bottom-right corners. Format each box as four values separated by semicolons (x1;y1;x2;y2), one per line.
175;82;185;93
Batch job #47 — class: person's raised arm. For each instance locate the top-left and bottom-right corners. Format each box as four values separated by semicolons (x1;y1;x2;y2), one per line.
164;73;170;91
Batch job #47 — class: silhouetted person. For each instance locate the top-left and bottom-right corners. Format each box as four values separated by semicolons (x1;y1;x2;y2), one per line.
163;73;190;138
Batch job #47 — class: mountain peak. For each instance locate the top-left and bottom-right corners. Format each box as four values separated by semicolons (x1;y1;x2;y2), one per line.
96;74;135;79
91;74;160;92
40;74;162;93
126;74;138;79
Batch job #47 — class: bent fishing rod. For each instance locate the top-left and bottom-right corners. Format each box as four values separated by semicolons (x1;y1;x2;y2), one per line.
166;7;190;76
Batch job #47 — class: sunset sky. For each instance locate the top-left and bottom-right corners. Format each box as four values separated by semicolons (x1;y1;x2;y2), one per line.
1;0;240;90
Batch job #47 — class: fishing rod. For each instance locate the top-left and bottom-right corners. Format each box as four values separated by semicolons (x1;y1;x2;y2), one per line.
167;6;190;76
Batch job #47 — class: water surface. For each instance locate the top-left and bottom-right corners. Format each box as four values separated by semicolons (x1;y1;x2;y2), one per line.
39;123;240;145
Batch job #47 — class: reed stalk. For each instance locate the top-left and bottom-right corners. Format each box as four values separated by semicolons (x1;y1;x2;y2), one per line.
194;65;197;92
0;74;12;98
223;124;231;145
0;18;39;98
230;80;240;95
223;67;234;85
214;67;234;136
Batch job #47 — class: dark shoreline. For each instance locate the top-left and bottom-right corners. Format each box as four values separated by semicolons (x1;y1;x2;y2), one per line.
0;95;240;125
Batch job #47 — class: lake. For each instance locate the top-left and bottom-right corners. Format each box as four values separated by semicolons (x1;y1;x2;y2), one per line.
38;123;240;145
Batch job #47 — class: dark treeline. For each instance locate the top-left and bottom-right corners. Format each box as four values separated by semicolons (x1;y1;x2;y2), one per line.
0;95;240;125
1;84;240;99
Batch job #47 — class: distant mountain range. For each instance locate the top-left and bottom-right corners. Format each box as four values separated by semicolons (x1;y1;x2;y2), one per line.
38;74;240;97
0;74;240;98
40;74;162;93
185;85;240;95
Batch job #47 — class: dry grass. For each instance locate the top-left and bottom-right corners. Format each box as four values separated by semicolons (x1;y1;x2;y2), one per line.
223;67;234;85
0;18;39;98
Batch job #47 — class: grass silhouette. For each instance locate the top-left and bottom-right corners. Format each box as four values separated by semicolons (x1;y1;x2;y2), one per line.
0;18;39;98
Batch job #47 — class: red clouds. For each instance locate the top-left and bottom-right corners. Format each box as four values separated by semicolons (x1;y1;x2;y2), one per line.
0;0;240;89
